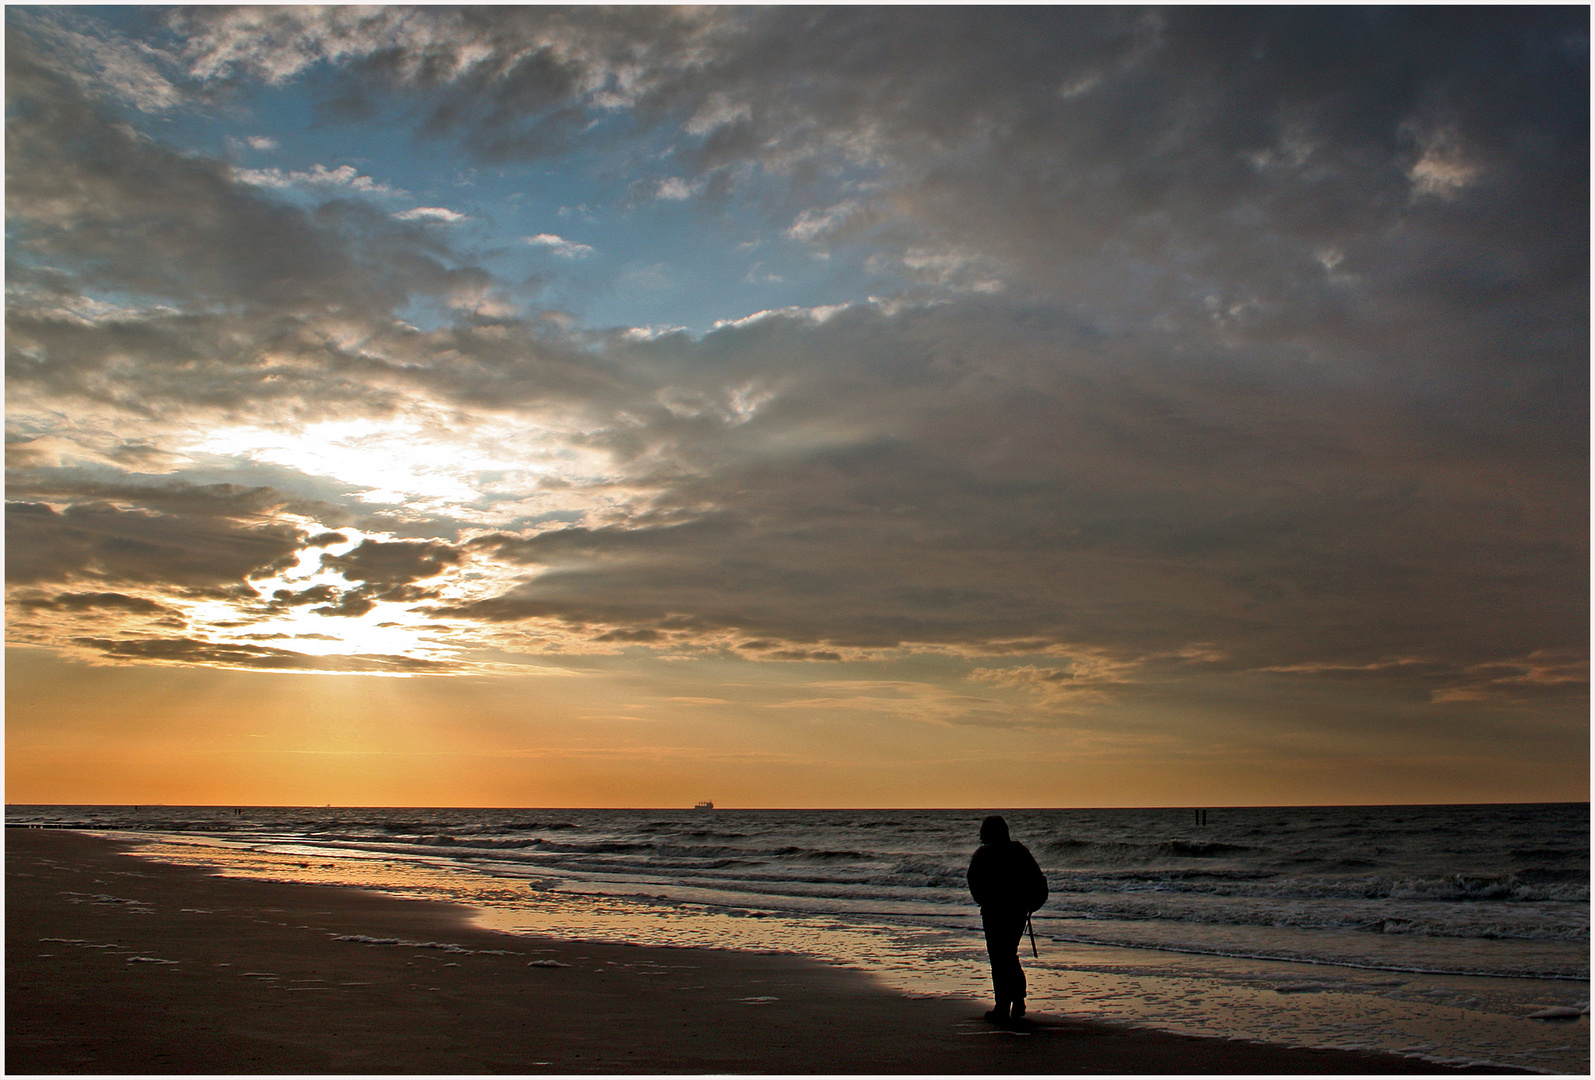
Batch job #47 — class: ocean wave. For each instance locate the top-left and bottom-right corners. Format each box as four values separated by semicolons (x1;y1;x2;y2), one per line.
1165;840;1253;857
1042;929;1589;981
772;847;874;862
1038;836;1258;862
14;803;1587;971
1509;847;1583;861
1045;870;1589;905
1038;894;1589;943
1378;875;1588;904
414;835;543;850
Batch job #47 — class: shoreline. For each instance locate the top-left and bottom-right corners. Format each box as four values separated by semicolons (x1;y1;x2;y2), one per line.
7;829;1528;1074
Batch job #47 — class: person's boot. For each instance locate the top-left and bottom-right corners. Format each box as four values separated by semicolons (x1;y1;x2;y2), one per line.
1011;998;1026;1021
985;1000;1010;1024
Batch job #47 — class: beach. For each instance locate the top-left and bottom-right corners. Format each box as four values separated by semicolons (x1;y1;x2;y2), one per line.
6;830;1526;1074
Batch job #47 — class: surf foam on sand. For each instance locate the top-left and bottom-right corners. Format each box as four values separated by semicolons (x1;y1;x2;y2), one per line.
8;829;1497;1075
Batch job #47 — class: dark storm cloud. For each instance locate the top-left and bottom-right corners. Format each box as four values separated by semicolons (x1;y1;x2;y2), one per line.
164;8;1587;318
263;582;434;621
0;479;392;671
166;6;741;153
15;7;1581;440
591;627;662;644
8;290;625;427
70;635;460;673
14;590;183;618
398;291;1582;711
7;23;591;421
4;7;1584;717
187;5;1579;467
9;35;378;311
269;584;341;609
5;478;350;526
3;497;303;589
320;538;462;585
244;538;468;620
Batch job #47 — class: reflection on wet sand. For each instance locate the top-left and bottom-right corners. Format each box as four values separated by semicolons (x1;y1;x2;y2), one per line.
127;835;1589;1073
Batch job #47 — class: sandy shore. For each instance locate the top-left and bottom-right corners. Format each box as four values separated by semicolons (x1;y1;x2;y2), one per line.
7;830;1525;1074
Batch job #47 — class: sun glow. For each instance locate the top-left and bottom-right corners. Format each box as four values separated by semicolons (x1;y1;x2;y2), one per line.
185;412;611;517
163;526;513;667
221;603;448;659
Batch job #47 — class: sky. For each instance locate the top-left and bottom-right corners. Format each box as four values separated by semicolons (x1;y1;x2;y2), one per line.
5;6;1588;809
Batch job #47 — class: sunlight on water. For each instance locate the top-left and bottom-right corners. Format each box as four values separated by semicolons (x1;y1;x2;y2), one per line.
126;834;1590;1074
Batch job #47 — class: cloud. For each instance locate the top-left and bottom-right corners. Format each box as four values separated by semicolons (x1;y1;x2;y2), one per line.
685;91;751;137
70;635;461;673
893;247;1004;294
8;8;188;114
1265;650;1589;708
172;6;445;85
4;39;545;432
525;233;596;257
142;6;1585;383
407;291;1579;706
970;659;1137;692
13;590;184;619
592;627;662;643
786;201;866;244
653;177;701;201
320;539;462;586
5;46;461;325
396;206;468;223
710;302;850;330
232;162;395;195
4;8;1584;731
1430;651;1588;705
766;649;843;662
3;496;304;590
246;134;279;151
1403;122;1482;201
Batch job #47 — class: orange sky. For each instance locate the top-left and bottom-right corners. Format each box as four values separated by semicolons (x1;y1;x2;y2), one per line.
5;8;1587;810
9;646;1584;808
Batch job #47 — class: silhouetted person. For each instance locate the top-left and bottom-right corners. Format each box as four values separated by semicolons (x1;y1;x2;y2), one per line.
967;814;1047;1025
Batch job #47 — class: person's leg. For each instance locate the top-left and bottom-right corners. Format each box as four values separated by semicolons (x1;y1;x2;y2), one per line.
996;913;1026;1017
981;912;1010;1020
983;911;1026;1021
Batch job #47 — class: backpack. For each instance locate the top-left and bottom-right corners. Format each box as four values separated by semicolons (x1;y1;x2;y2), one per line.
1021;845;1049;913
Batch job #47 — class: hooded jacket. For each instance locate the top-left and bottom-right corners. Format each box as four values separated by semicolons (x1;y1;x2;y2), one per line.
967;839;1048;915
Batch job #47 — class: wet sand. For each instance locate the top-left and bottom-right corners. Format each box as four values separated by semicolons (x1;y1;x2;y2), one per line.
6;829;1524;1074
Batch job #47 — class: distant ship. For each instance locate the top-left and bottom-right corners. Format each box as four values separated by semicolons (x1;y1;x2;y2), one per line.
693;800;714;810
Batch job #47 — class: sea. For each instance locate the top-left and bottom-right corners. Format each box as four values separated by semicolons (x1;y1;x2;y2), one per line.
7;802;1588;1073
